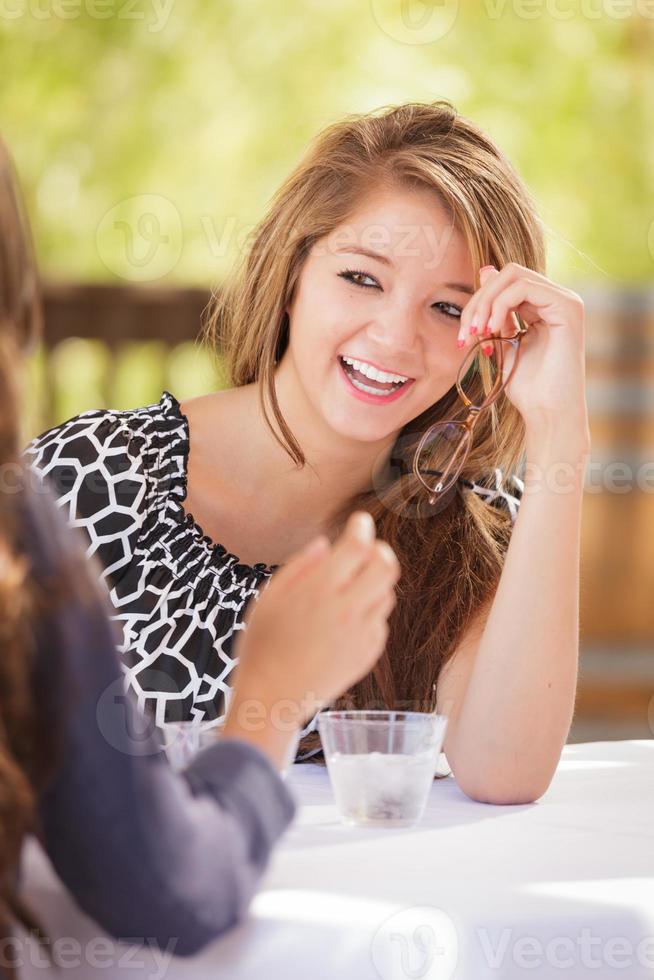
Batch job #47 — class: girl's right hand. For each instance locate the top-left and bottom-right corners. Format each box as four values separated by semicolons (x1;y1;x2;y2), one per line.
222;511;400;767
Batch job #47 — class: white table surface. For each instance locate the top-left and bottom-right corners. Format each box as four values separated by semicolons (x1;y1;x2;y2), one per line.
17;740;654;980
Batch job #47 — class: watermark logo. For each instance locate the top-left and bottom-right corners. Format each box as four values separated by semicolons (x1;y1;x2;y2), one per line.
0;934;177;978
96;193;183;281
371;906;459;980
0;0;175;32
482;0;654;20
369;0;460;44
476;926;654;971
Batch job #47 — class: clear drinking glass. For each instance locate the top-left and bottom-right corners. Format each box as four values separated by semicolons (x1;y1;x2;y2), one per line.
317;710;448;828
159;718;302;775
159;719;223;771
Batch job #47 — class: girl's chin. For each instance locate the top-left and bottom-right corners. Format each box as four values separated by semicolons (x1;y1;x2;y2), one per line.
321;394;412;444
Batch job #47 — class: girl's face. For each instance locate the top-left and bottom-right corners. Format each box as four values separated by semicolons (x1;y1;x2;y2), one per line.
282;185;475;446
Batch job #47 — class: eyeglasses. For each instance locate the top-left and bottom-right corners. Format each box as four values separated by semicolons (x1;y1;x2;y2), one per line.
412;321;528;505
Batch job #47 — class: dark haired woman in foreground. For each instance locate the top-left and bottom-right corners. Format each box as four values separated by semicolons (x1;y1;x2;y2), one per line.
0;138;398;976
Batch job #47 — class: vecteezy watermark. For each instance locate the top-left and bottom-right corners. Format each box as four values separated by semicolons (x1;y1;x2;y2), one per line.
93;202;463;283
584;458;654;494
0;934;177;978
93;664;323;760
369;0;461;45
370;0;654;47
0;0;175;31
95;672;167;758
96;194;183;281
476;926;654;971
369;912;654;977
370;906;459;980
312;221;458;272
482;0;654;20
9;449;654;517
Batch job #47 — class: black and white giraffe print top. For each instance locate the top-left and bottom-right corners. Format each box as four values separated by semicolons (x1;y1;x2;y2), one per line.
25;391;522;762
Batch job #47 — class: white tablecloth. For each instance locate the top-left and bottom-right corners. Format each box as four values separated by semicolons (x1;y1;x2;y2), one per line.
17;740;654;980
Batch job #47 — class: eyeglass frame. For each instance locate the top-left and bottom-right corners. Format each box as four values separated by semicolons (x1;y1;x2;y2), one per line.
412;319;529;505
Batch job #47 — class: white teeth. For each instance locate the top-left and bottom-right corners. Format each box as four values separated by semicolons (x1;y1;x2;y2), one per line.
349;375;402;397
341;356;410;384
339;359;408;398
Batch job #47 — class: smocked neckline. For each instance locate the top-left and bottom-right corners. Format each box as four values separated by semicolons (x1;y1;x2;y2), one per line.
159;390;280;580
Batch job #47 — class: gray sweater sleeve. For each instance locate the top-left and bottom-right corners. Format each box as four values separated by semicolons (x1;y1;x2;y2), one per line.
27;484;296;956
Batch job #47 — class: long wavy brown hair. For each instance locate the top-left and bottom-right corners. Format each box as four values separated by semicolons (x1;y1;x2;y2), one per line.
0;136;55;975
206;100;546;758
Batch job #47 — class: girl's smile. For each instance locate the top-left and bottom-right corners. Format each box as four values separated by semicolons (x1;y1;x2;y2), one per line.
336;354;417;405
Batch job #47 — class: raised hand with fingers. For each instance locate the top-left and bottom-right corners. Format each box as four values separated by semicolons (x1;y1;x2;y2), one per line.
456;262;589;437
222;511;400;769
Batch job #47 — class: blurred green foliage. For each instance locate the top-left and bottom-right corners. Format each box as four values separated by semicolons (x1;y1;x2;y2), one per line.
2;0;653;290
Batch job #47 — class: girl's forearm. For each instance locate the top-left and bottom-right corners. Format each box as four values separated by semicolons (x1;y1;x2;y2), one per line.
447;417;589;804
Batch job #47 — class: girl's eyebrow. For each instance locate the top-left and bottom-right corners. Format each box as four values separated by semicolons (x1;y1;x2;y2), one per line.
334;246;475;295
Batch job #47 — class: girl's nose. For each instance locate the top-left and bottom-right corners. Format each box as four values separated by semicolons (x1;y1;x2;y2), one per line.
365;304;419;353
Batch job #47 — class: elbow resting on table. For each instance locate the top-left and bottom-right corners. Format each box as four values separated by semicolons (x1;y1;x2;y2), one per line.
455;768;553;806
445;737;558;805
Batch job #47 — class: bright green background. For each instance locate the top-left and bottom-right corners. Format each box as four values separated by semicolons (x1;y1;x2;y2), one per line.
2;1;653;289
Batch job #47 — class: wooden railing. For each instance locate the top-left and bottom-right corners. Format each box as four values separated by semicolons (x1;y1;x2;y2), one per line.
42;281;211;347
579;288;654;646
29;282;222;438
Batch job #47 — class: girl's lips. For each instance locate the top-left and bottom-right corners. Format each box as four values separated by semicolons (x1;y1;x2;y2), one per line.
336;356;415;405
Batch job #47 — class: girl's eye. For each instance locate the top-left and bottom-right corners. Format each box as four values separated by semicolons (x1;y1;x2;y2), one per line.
337;268;379;289
432;301;463;321
338;269;463;321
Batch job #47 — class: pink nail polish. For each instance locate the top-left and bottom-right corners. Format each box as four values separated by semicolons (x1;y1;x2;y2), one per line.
483;344;494;356
483;324;492;338
470;325;478;336
456;338;465;349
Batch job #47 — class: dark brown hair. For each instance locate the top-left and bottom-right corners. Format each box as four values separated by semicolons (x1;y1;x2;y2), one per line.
0;136;52;975
205;101;545;758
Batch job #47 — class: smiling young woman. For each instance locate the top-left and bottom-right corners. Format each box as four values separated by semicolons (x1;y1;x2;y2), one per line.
27;101;590;801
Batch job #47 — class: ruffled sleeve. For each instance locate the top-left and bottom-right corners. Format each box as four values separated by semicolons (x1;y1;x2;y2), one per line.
467;469;523;524
24;408;151;588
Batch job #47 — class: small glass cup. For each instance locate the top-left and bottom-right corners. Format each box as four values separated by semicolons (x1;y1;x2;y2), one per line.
317;710;448;828
159;718;302;775
159;718;223;771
